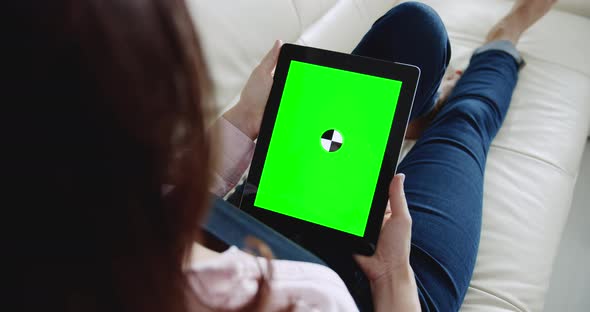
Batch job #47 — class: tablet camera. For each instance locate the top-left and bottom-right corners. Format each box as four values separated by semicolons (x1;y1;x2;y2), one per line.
321;129;343;152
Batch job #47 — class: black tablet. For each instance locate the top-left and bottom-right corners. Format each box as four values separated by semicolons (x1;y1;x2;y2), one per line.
239;44;419;255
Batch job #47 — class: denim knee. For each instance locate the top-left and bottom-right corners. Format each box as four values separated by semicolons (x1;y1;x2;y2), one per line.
377;2;449;53
441;98;502;141
354;1;452;120
384;1;441;22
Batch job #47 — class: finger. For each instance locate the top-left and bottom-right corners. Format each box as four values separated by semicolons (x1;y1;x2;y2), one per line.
260;39;283;72
353;254;370;267
388;174;410;220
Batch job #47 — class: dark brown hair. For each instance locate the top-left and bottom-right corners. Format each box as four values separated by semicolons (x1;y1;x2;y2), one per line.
4;0;239;311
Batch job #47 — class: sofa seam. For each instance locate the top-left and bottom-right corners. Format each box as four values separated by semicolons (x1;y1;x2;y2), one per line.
290;0;346;37
467;285;527;312
489;144;575;178
288;0;303;32
351;0;367;21
512;53;590;80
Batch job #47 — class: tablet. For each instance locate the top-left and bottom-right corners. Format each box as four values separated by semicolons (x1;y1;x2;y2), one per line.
239;44;419;255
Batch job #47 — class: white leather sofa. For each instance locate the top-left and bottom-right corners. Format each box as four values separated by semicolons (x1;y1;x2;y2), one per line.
187;0;590;311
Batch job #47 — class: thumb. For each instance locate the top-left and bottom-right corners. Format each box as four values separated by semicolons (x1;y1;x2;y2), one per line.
354;175;407;261
259;39;283;71
389;174;409;220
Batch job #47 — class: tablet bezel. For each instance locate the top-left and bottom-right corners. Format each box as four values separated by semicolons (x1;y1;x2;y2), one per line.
239;43;420;255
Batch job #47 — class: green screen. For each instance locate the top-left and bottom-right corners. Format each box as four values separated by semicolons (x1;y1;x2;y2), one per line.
254;60;402;237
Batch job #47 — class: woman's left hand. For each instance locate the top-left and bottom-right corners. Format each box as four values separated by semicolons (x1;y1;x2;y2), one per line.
223;40;283;140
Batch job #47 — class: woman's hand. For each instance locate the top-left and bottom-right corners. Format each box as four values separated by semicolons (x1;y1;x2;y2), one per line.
354;174;421;312
355;174;412;280
223;40;283;140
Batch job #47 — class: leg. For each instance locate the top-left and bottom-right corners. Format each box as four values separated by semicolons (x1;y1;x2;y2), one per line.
399;0;555;309
352;1;451;121
400;49;520;311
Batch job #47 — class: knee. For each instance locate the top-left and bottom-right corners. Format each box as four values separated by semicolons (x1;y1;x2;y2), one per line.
388;1;438;19
381;2;444;30
443;98;502;136
379;2;448;49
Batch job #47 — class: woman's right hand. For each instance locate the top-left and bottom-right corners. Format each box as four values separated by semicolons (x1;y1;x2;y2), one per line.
354;174;421;312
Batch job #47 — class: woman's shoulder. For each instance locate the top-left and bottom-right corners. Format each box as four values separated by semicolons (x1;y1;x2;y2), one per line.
185;246;358;311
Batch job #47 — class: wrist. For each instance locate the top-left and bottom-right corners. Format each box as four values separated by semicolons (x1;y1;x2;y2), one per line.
370;263;414;289
370;264;421;312
222;100;261;140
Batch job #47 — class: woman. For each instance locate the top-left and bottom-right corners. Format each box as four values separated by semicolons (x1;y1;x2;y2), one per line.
7;0;555;311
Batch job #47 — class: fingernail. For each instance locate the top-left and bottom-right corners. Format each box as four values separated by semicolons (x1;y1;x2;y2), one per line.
398;174;406;195
456;70;463;74
398;173;406;184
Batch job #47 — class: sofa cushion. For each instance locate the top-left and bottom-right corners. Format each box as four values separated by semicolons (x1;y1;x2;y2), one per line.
413;1;590;310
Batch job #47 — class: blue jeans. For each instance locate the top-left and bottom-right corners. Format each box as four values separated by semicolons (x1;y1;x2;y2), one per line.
205;2;520;311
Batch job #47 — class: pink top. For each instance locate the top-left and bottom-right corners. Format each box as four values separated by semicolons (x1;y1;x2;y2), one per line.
185;117;358;311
